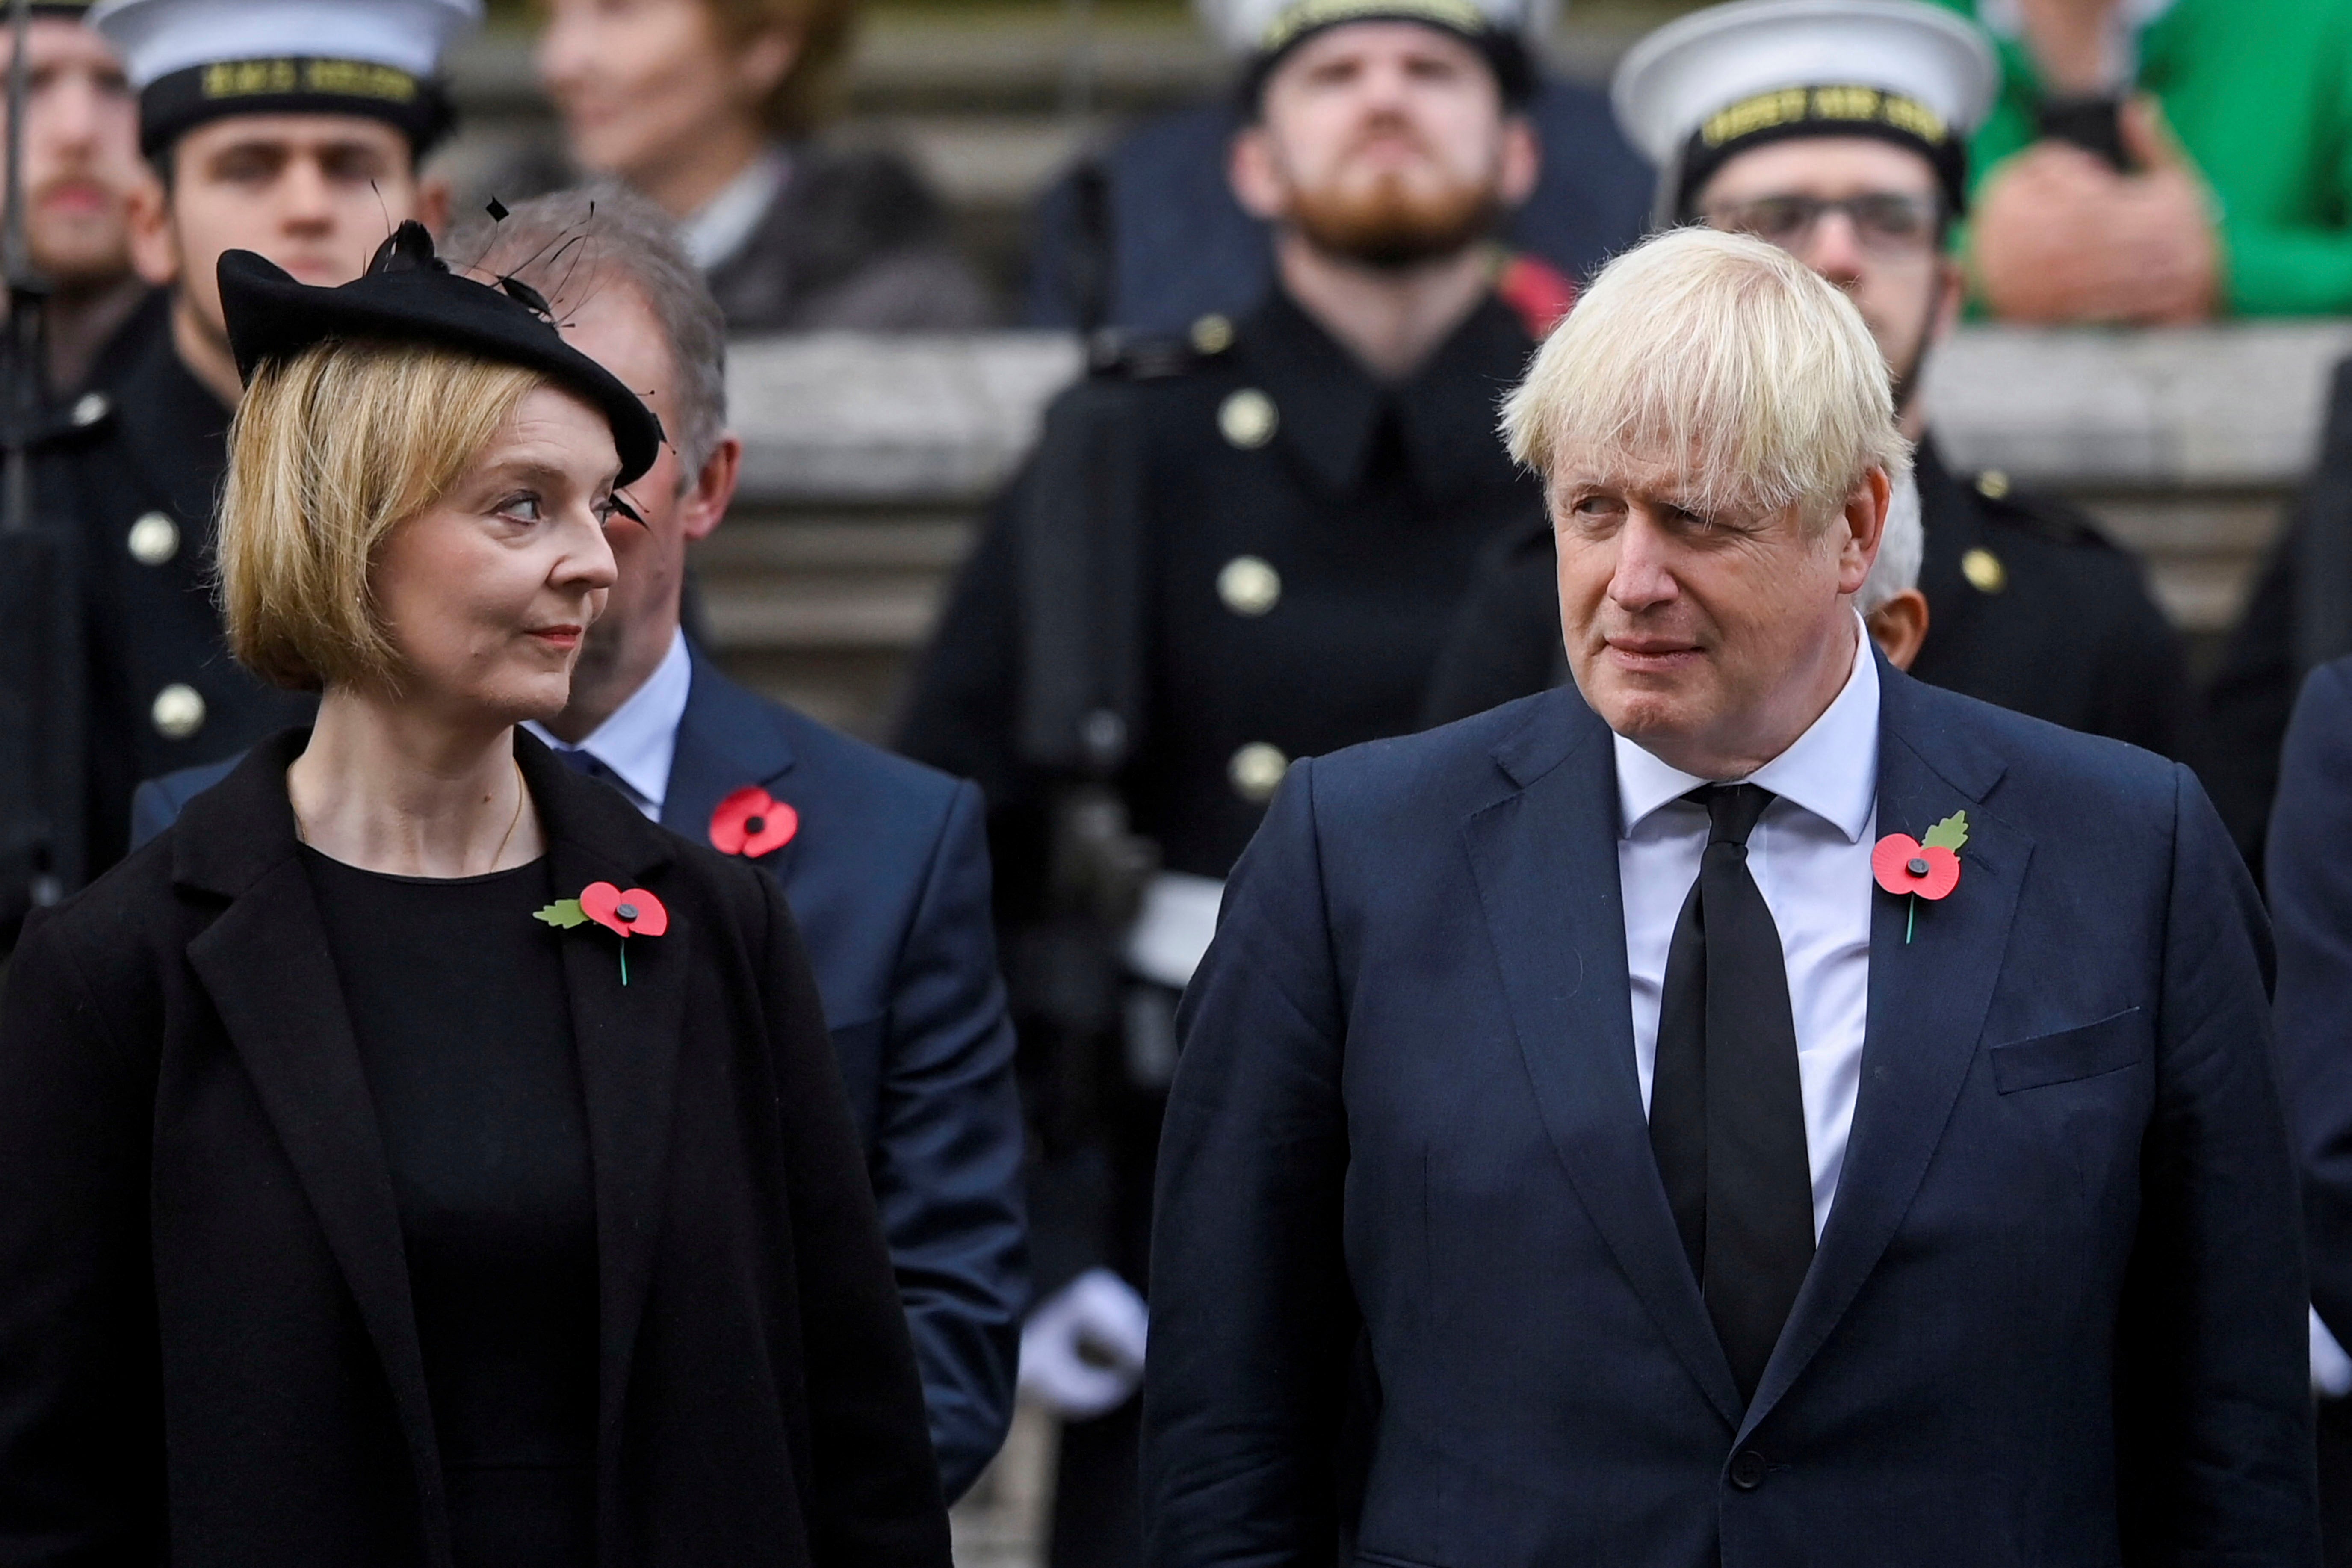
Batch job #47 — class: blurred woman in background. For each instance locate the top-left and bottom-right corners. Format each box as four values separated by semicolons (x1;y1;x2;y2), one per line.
537;0;995;331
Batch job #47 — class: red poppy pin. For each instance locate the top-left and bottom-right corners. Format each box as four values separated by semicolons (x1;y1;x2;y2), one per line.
536;880;668;984
1872;810;1968;944
710;785;798;858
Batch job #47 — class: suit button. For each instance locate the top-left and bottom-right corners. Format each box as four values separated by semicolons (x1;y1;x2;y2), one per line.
1228;742;1288;803
1729;1450;1767;1490
127;511;180;566
1217;555;1281;616
1218;387;1278;449
151;683;206;740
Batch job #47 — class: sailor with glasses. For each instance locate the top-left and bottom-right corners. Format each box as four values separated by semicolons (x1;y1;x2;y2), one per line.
1423;0;2192;765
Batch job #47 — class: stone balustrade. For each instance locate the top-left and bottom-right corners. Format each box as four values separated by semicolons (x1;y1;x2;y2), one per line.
703;324;2352;736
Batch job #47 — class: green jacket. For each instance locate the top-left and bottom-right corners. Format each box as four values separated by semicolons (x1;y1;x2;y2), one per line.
1932;0;2352;315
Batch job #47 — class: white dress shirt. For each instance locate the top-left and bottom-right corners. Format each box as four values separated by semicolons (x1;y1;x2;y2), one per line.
523;629;693;822
677;146;791;272
1616;623;1879;1240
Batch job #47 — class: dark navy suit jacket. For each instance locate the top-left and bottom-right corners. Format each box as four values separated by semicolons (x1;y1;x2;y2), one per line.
130;651;1028;1501
1144;661;2315;1567
2267;656;2352;1347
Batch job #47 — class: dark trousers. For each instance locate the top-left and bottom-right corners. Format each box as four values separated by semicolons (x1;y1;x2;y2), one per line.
1050;1395;1142;1568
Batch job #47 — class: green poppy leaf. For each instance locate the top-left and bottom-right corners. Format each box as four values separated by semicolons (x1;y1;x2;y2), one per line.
534;898;589;928
1921;810;1970;853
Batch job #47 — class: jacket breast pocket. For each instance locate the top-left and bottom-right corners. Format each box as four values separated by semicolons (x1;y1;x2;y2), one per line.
1989;1007;2148;1095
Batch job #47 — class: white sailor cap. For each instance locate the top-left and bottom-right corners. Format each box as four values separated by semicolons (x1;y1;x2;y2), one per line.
1194;0;1560;55
89;0;480;155
1612;0;1996;219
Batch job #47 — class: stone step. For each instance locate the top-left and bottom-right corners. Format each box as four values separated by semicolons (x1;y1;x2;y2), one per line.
698;322;2350;739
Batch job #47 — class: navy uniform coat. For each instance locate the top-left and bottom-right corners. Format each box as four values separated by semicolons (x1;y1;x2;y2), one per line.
1421;441;2192;762
0;729;952;1565
1146;662;2315;1566
128;650;1028;1501
42;307;313;878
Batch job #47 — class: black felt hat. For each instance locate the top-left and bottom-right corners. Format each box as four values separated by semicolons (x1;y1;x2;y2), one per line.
217;221;663;487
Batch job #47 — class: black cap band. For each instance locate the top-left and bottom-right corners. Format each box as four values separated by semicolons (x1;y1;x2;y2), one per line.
1242;1;1536;113
140;57;453;159
1672;83;1969;222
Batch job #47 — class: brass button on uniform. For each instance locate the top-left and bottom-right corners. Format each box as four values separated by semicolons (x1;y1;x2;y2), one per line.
151;683;206;740
1217;555;1282;616
1218;388;1278;450
1228;742;1288;803
1189;313;1234;355
70;390;108;427
1961;547;2007;594
127;511;180;566
1974;469;2011;501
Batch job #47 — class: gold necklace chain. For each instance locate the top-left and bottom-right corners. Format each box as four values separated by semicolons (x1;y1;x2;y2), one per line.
293;757;530;875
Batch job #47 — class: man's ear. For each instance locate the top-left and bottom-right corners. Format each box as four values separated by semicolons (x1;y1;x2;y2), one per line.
127;173;180;287
1927;251;1965;349
1866;588;1931;670
677;431;742;545
1497;113;1540;208
416;174;452;238
1229;124;1286;221
1837;467;1891;595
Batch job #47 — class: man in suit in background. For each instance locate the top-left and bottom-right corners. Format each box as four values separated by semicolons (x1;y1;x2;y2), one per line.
129;183;1029;1503
1144;226;2314;1566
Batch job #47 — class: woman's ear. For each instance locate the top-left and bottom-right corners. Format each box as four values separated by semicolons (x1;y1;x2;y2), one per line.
735;21;803;105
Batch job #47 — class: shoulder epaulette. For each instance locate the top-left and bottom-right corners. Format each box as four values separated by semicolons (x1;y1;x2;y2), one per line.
1084;318;1232;383
1969;468;2115;552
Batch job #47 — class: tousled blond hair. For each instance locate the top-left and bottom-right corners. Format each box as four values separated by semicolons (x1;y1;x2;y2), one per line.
1502;226;1911;527
216;340;547;691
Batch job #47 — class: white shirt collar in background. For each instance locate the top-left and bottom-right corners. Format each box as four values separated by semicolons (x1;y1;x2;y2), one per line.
678;146;791;272
524;628;692;821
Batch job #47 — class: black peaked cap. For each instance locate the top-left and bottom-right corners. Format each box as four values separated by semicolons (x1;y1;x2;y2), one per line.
217;222;663;487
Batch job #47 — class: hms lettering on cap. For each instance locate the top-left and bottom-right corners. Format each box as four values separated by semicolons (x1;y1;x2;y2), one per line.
203;57;419;103
1261;0;1486;50
1701;85;1947;149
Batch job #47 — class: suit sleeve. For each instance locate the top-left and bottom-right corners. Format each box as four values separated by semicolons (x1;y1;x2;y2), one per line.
1143;759;1357;1568
0;909;166;1554
872;780;1028;1503
753;871;954;1566
2270;661;2352;1342
2114;763;2319;1562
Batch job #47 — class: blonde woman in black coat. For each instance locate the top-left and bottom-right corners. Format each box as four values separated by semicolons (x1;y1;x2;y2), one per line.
0;228;952;1567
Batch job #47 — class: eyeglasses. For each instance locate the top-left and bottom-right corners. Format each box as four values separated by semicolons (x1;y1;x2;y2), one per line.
1703;193;1944;257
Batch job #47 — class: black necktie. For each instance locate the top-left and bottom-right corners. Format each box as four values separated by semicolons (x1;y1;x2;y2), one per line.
1649;783;1816;1405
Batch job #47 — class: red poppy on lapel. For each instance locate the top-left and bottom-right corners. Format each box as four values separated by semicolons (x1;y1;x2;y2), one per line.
709;785;798;857
535;882;669;983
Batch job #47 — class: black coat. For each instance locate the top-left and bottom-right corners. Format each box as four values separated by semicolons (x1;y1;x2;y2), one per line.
0;729;952;1567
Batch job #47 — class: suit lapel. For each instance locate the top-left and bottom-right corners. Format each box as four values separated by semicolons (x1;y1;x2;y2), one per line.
1461;694;1744;1428
1741;666;2027;1434
661;650;799;879
519;737;690;1506
184;856;452;1562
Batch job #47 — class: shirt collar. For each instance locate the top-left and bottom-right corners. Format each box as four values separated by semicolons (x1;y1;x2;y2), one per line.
1613;616;1880;844
677;145;790;271
524;628;693;815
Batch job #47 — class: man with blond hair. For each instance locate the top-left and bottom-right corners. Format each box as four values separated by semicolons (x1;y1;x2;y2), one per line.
1141;226;2316;1566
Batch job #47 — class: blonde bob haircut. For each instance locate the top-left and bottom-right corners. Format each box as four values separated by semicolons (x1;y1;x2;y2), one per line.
1502;225;1912;528
216;339;549;691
